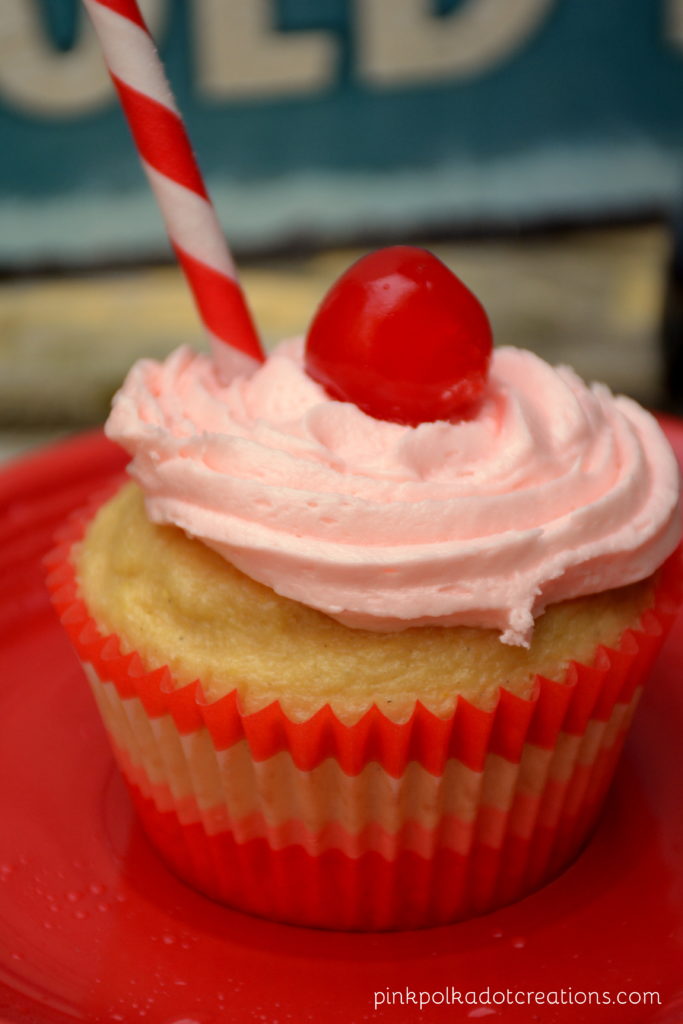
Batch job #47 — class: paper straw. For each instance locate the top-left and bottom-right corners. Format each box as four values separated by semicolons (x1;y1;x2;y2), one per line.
83;0;264;374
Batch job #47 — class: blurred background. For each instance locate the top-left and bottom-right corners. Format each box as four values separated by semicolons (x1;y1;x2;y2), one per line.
1;0;683;462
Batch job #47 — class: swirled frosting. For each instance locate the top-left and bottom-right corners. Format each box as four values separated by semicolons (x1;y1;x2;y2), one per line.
105;339;681;645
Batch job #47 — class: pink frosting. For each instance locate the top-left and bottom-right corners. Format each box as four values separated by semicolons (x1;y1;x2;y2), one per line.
105;339;681;645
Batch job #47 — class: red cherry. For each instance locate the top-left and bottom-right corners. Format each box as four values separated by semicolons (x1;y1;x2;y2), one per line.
304;246;493;426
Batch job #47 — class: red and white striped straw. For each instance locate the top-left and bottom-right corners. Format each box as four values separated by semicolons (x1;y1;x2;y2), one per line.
83;0;264;375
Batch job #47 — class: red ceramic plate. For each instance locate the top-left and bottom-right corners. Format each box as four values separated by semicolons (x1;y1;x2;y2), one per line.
1;426;683;1024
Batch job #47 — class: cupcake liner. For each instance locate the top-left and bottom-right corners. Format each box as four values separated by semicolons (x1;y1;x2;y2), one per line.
45;487;683;930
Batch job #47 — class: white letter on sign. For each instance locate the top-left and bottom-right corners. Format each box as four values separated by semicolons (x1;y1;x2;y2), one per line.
668;0;683;49
0;0;165;116
196;0;335;99
358;0;555;86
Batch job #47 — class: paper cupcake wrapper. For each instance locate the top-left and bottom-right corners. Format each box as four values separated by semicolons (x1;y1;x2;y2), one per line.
46;487;683;930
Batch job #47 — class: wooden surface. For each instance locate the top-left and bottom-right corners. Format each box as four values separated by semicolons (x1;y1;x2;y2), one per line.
0;225;670;460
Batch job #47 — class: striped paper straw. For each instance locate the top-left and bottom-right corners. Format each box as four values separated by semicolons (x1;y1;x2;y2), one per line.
83;0;264;375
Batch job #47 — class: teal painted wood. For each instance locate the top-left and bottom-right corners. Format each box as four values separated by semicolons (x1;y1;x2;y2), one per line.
1;0;682;264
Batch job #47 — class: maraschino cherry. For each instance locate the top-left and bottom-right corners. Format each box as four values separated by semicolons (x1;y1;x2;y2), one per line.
305;246;493;426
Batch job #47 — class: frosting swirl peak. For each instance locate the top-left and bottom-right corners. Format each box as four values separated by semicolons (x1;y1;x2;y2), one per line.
106;340;681;644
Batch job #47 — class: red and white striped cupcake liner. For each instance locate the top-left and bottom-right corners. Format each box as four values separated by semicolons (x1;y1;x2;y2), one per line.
46;489;682;930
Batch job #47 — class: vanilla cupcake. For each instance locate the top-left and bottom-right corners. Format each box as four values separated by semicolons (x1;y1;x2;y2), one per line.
47;248;682;930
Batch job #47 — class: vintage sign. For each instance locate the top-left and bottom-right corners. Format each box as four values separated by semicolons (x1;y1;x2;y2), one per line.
1;0;682;265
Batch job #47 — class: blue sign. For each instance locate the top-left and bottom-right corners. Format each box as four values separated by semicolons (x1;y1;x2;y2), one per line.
1;0;682;265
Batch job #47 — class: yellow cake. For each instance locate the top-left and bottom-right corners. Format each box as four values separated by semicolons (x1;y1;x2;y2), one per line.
77;481;655;725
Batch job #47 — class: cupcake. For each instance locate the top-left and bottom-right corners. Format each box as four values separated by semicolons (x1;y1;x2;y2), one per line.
47;247;682;930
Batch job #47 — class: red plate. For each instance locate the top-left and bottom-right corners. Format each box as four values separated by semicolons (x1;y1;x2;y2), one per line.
1;426;683;1024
